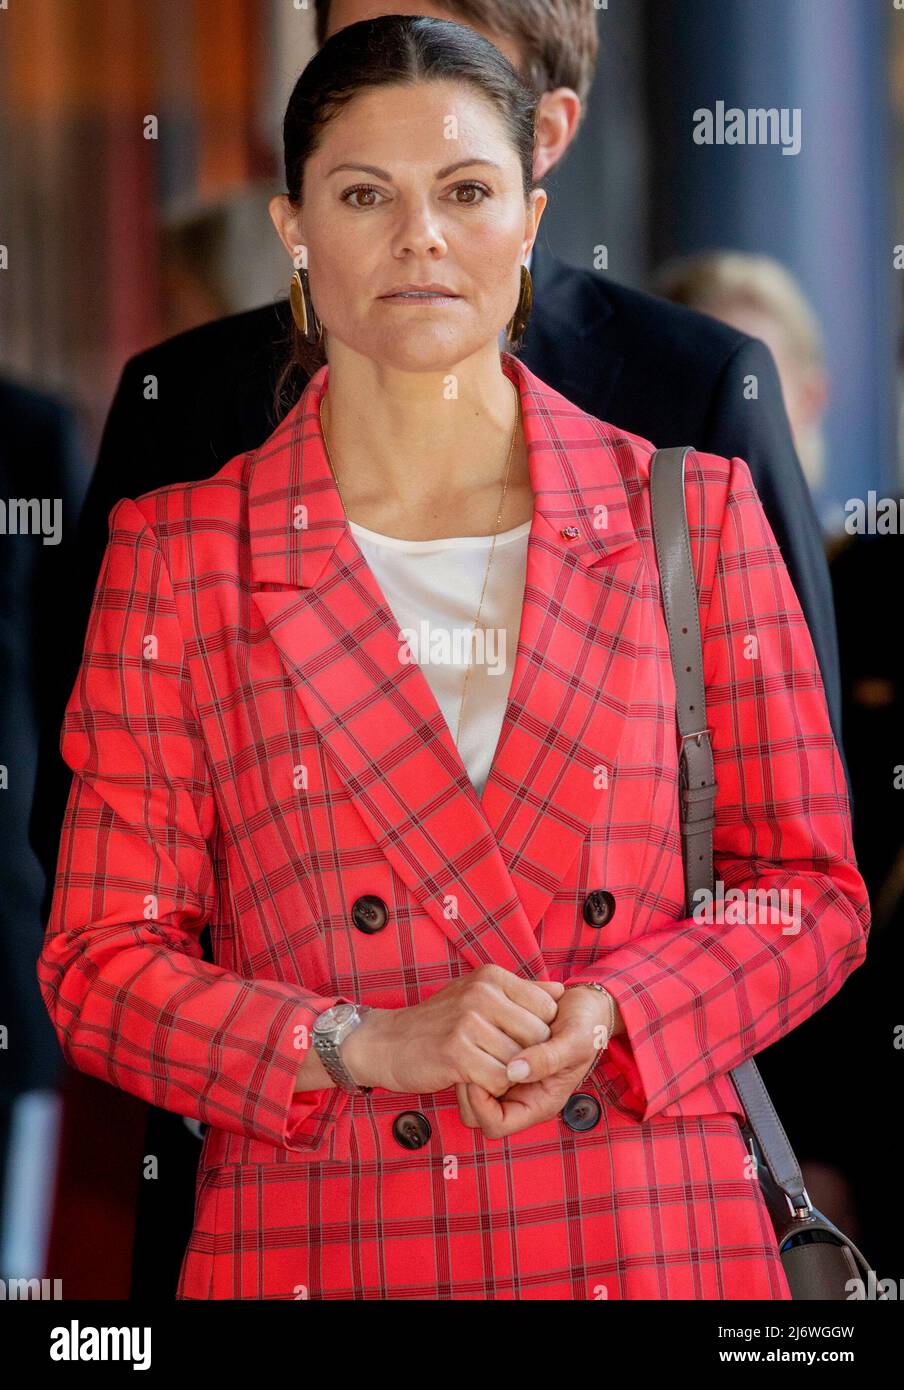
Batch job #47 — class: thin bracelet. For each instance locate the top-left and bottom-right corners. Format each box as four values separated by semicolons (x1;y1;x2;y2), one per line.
568;982;616;1087
569;981;616;1043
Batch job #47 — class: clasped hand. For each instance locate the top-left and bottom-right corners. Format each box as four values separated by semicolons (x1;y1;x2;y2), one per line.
456;978;623;1141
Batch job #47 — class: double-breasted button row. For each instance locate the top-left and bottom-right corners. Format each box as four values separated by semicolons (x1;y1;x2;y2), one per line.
390;1095;602;1147
351;894;389;934
582;889;616;928
355;892;614;932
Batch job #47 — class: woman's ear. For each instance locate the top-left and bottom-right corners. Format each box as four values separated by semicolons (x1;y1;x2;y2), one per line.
523;187;548;262
268;194;302;261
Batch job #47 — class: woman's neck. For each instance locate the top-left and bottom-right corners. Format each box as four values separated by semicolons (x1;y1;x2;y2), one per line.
318;344;532;533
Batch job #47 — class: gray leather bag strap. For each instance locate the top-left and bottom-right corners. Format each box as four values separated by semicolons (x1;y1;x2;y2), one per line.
650;446;809;1212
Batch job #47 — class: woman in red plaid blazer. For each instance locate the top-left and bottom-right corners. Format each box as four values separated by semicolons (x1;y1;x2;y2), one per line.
39;16;869;1299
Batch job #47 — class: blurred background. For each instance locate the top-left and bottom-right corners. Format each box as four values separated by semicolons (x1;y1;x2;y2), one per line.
1;0;901;1298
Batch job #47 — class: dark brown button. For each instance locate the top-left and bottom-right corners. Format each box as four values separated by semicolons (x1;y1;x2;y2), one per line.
562;1092;601;1132
392;1111;432;1150
583;890;615;928
351;894;388;934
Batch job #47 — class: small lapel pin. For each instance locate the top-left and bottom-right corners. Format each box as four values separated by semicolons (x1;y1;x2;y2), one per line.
560;526;580;539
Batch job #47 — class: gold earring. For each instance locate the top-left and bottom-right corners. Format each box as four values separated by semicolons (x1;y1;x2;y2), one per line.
290;266;323;345
505;263;533;347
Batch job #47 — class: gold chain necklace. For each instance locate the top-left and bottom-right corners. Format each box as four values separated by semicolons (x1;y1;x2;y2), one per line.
318;377;520;752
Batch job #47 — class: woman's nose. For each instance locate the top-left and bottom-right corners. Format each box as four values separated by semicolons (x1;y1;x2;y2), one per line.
390;203;448;257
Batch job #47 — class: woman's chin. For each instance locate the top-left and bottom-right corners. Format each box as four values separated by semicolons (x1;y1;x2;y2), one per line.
365;332;491;375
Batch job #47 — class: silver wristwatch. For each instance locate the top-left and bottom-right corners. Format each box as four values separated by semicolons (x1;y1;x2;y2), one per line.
312;1001;373;1094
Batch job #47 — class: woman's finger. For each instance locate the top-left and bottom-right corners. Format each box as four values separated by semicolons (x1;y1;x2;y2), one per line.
504;1020;588;1085
466;1077;566;1139
462;1082;506;1135
455;1081;479;1127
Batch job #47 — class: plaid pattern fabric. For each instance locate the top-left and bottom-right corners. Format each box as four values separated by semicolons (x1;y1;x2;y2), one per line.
38;352;869;1299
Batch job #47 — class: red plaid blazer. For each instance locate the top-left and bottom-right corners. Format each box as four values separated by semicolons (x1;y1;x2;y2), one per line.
39;351;869;1300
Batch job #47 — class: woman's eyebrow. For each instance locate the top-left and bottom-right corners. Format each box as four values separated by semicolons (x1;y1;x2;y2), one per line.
327;158;502;180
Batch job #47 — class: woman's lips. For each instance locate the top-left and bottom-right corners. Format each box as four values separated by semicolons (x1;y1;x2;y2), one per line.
380;291;461;303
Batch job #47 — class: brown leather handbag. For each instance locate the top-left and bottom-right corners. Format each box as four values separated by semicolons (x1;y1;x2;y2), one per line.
649;446;881;1300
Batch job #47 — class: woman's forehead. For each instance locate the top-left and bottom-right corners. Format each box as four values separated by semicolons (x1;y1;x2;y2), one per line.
314;82;513;158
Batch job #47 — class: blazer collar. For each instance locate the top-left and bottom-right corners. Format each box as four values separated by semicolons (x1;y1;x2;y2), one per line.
249;352;644;976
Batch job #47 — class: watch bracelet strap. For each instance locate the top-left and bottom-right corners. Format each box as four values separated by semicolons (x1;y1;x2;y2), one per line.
317;1003;374;1095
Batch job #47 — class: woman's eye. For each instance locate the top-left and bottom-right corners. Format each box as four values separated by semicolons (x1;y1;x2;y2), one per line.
450;182;490;204
340;185;384;207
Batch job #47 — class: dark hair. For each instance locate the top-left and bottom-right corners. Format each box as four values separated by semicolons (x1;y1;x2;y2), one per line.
273;14;540;421
314;1;599;107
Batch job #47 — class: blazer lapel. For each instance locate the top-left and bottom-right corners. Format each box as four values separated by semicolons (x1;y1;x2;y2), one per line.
250;352;644;977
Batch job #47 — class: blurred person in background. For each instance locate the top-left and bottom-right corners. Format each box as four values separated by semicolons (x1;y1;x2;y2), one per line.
653;247;901;1274
650;252;831;524
29;0;848;1297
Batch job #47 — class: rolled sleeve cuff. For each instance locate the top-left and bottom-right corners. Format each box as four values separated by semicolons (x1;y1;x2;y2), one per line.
565;972;649;1121
266;997;353;1152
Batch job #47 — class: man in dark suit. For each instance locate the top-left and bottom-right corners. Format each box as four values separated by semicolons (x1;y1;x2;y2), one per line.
31;0;844;1297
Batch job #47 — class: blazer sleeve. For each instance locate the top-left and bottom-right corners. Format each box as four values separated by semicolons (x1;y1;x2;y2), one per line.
703;335;845;771
566;452;870;1124
36;496;351;1152
31;358;177;934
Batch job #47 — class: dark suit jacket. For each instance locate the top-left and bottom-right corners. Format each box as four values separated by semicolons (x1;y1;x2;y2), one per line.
0;378;88;1102
830;533;903;899
30;240;846;1296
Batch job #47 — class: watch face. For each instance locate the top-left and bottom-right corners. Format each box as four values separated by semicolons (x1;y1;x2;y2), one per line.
315;1002;355;1034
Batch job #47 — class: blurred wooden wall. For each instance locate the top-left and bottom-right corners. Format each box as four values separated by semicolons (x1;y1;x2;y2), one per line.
0;0;275;449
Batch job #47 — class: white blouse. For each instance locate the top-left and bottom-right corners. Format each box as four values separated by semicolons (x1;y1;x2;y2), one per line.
348;518;531;799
